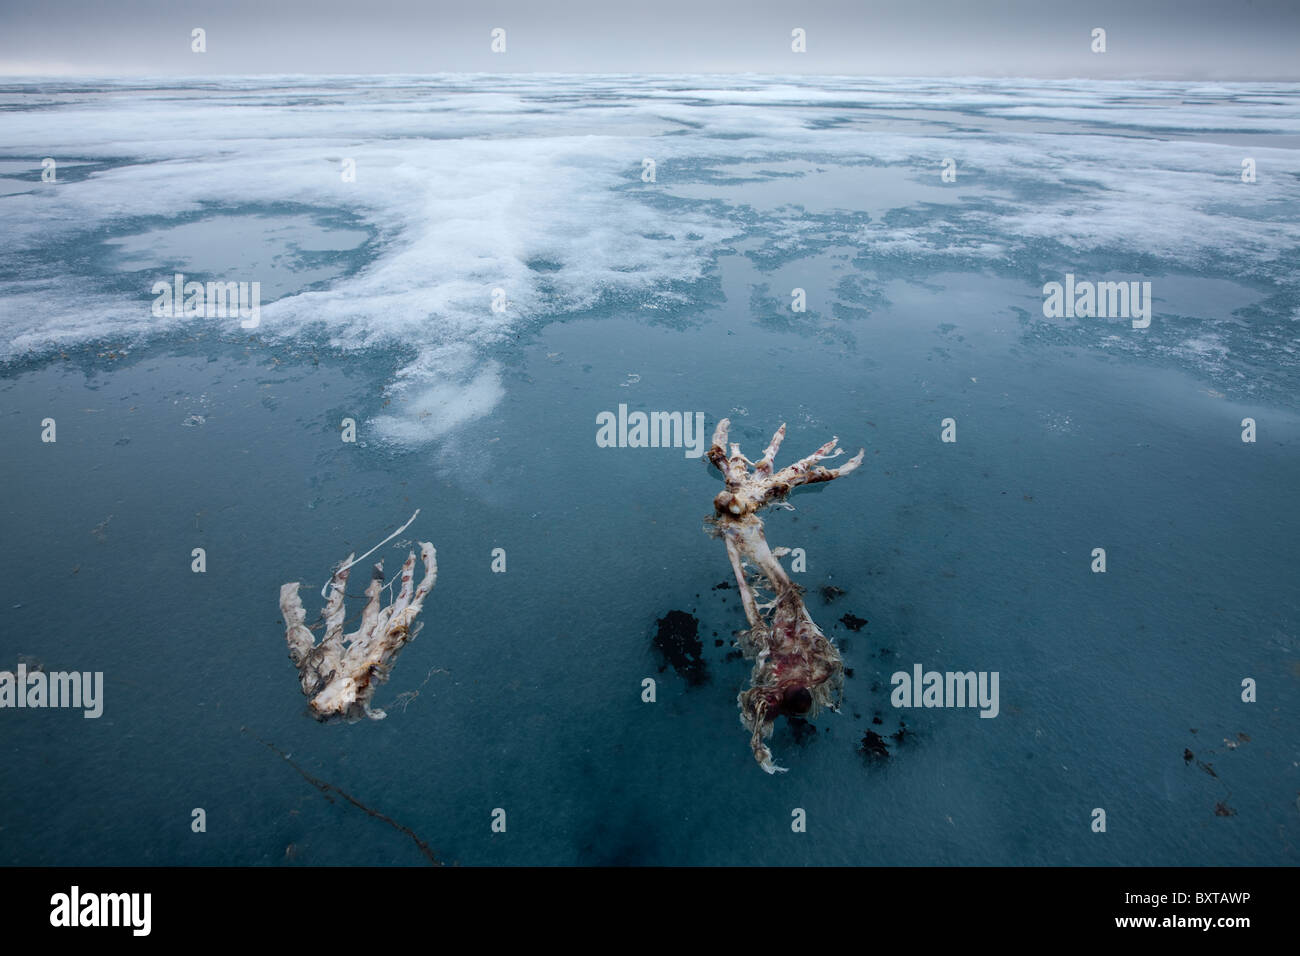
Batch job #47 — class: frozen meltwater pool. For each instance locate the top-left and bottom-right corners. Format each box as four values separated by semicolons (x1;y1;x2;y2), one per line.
103;211;373;302
658;158;1006;218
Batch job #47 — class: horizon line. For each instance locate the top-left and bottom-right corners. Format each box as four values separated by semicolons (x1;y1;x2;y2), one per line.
3;70;1300;83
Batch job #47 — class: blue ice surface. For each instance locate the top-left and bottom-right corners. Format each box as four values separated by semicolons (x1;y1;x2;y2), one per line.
0;75;1297;865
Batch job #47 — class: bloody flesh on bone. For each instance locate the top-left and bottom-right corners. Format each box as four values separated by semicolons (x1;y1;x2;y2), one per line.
705;418;864;773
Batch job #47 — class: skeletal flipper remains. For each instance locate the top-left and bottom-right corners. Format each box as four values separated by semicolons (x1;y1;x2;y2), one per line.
706;419;864;773
279;520;437;722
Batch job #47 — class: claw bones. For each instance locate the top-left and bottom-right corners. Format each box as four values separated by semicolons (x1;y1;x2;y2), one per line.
279;511;438;721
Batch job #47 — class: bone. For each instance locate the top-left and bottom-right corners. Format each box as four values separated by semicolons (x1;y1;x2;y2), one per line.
279;512;437;722
705;421;863;773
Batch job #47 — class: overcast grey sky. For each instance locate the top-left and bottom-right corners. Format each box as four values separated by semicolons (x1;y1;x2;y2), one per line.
1;0;1297;79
